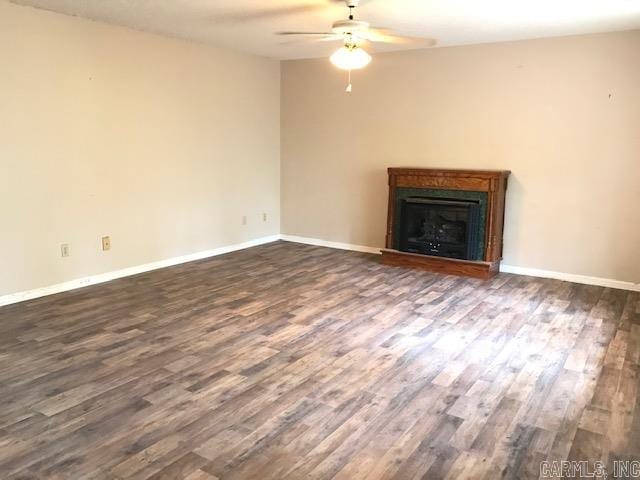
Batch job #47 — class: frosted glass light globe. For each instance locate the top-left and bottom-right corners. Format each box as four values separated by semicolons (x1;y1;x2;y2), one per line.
330;46;372;70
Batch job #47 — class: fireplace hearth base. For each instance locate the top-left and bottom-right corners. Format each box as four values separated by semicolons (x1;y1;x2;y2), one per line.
381;249;499;279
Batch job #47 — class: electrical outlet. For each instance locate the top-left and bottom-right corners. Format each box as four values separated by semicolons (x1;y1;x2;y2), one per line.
101;236;111;251
61;244;70;257
262;212;267;222
242;216;247;226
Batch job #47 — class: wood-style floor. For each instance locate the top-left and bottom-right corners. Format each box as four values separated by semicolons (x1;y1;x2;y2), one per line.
1;241;639;480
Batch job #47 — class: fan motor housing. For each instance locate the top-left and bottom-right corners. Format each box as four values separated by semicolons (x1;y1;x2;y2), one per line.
332;19;370;35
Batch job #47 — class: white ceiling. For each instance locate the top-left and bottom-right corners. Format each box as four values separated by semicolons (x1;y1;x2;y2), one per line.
11;0;640;59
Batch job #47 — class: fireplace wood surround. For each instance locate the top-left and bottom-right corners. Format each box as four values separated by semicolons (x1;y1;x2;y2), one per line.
382;168;510;279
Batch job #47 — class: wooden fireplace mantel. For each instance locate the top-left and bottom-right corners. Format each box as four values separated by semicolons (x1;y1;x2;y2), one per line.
382;168;510;279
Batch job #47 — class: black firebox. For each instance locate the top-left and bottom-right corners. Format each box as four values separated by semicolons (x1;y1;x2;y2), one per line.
399;197;481;260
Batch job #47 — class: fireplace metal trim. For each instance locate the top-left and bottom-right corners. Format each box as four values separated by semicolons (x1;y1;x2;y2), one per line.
398;196;482;261
392;187;488;260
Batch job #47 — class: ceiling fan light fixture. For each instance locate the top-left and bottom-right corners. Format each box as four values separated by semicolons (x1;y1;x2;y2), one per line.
330;45;371;70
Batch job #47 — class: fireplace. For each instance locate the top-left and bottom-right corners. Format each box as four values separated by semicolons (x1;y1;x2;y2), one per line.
382;168;510;279
399;197;481;260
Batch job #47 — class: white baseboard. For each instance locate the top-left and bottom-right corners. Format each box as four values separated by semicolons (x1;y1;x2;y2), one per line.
281;235;640;292
280;234;382;255
499;264;640;292
3;233;638;307
0;235;281;307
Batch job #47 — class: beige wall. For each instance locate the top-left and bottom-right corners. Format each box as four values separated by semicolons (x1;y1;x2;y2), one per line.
0;1;280;296
2;2;639;297
281;31;640;284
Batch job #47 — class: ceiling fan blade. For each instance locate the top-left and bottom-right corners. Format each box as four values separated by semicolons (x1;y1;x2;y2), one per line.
277;32;343;43
276;31;339;36
279;36;344;45
362;27;437;46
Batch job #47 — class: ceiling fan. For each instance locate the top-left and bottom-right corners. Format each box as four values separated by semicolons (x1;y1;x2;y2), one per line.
277;0;436;87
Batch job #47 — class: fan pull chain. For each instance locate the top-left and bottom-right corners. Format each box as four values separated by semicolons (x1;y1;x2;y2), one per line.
346;69;352;93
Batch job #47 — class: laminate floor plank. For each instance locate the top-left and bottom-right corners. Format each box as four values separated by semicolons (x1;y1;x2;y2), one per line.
1;241;638;479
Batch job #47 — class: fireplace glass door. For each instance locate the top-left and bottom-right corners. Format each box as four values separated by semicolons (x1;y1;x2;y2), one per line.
399;197;481;260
